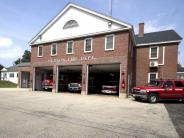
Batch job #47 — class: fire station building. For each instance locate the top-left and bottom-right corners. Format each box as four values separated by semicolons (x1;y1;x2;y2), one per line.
18;3;182;97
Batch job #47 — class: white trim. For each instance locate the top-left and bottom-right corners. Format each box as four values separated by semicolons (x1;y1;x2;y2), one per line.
30;28;129;46
37;46;43;57
66;41;74;54
149;46;159;59
105;34;115;51
29;3;132;45
84;38;93;53
51;43;57;56
136;40;181;46
148;72;158;83
158;46;165;66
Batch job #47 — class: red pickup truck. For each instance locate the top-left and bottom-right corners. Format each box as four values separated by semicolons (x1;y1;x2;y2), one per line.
42;79;53;90
131;79;184;103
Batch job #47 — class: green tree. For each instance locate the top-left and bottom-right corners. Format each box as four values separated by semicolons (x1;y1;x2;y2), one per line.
13;50;31;65
14;58;21;65
21;50;31;62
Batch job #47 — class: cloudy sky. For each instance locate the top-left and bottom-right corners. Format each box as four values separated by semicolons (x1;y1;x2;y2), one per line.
0;0;183;67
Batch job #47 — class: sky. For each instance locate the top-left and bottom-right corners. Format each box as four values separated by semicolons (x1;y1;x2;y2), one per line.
0;0;183;67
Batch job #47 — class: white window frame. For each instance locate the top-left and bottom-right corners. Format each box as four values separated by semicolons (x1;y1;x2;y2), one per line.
149;46;159;59
51;43;57;56
66;41;74;54
105;34;115;51
148;72;158;83
84;38;93;53
9;73;14;78
37;45;43;57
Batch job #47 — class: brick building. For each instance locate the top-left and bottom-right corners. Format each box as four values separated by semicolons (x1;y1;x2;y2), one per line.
18;3;182;97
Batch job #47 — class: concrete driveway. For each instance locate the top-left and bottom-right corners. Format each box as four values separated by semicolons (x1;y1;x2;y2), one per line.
0;89;179;138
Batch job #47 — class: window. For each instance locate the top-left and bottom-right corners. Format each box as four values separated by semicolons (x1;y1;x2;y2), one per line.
9;73;14;78
148;73;158;83
175;81;184;87
38;46;43;57
63;20;79;29
149;46;158;59
163;81;173;88
66;41;73;54
84;38;92;52
105;34;114;51
51;43;57;56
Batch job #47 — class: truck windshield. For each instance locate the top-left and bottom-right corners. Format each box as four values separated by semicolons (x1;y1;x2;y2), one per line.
146;81;163;86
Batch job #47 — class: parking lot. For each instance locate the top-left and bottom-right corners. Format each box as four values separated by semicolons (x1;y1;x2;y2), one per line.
0;89;180;138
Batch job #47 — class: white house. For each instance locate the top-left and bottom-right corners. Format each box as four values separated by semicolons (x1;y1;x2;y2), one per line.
1;66;18;84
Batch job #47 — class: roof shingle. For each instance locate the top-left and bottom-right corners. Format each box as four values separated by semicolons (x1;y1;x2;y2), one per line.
135;30;182;45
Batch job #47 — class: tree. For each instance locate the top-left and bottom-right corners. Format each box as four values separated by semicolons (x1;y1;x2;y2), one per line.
14;58;21;65
13;50;31;65
21;50;31;62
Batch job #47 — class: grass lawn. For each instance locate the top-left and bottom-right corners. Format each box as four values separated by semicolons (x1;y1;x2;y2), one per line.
0;80;17;88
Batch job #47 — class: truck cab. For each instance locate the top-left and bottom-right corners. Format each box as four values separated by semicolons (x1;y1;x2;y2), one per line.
131;80;184;103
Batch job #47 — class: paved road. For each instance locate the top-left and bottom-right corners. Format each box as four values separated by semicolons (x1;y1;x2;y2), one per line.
0;89;180;138
164;101;184;138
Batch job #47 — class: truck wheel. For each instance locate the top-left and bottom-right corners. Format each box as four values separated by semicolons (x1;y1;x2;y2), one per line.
148;93;158;103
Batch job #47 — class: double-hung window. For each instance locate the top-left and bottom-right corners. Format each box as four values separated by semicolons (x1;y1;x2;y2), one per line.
84;38;92;53
150;46;159;59
9;73;14;78
51;43;57;56
38;46;43;57
148;72;158;83
105;34;114;51
66;41;73;54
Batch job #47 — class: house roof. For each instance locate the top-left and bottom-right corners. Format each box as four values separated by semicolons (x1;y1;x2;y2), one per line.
29;2;132;45
135;30;182;46
3;66;18;72
17;62;30;67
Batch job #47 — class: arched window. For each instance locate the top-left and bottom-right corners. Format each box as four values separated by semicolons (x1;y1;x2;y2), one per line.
63;20;79;29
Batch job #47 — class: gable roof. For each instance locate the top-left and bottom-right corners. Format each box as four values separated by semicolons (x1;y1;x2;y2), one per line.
135;30;182;46
1;65;18;72
29;3;132;45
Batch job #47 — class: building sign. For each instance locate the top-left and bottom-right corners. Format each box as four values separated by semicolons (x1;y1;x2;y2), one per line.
48;56;95;63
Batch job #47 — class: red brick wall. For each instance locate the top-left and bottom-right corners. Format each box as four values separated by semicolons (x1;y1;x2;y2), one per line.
30;30;130;94
135;43;179;86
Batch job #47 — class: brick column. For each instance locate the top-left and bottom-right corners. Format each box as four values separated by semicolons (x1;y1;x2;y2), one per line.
119;63;127;98
17;71;21;88
81;64;88;95
30;67;34;91
52;65;57;93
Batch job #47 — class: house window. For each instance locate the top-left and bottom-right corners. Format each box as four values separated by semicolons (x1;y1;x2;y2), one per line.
66;41;73;54
148;73;158;83
9;73;14;78
105;34;114;51
51;43;57;56
38;46;43;57
84;38;92;52
150;46;158;59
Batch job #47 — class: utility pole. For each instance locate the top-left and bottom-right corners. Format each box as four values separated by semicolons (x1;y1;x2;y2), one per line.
109;0;113;17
